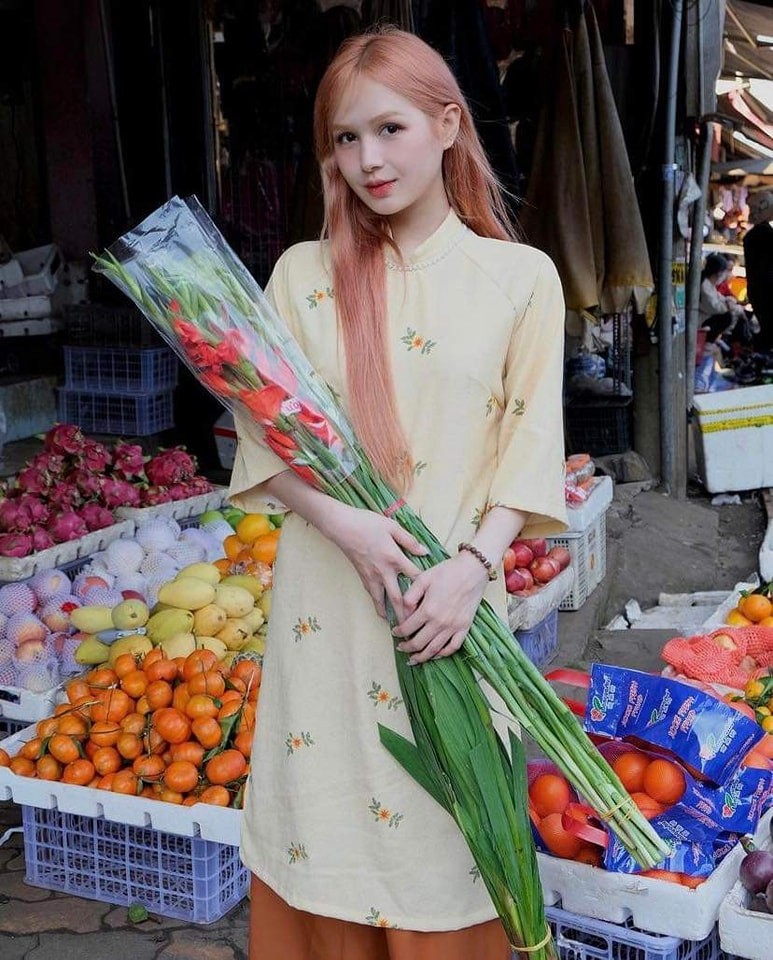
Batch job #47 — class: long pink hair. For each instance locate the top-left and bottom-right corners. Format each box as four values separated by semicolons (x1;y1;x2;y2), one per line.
314;28;516;492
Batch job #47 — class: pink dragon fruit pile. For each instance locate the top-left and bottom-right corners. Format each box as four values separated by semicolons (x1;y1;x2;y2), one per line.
0;425;214;557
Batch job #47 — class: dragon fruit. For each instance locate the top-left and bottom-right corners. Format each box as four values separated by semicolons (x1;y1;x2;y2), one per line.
112;443;146;480
30;528;55;551
16;494;50;526
15;465;50;495
30;568;72;602
139;485;172;506
79;439;112;472
104;538;144;574
0;499;33;532
49;511;89;543
145;448;197;487
28;450;67;478
71;468;103;498
79;502;115;531
0;582;36;615
47;481;82;512
7;612;48;646
44;423;85;456
0;533;33;557
100;477;141;509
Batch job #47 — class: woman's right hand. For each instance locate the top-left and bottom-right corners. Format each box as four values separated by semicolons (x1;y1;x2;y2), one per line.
323;503;428;621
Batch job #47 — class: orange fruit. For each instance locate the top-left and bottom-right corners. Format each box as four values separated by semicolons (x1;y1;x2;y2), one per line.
116;732;143;761
120;712;147;735
643;759;685;806
9;756;35;777
224;534;245;561
191;716;222;749
740;594;773;623
0;748;9;767
113;653;139;679
48;734;81;765
36;717;59;739
187;671;226;698
250;531;280;565
57;715;89;739
205;749;247;785
111;769;139;795
145;680;174;710
120;669;148;699
639;869;683;885
213;558;232;576
132;754;166;781
681;875;707;889
92;747;122;776
726;608;752;627
164;760;200;794
89;720;123;748
612;751;650;794
630;792;666;819
573;846;602;867
199;785;231;806
36;755;63;781
528;774;572;818
65;678;91;703
236;514;273;543
62;758;96;785
538;813;583;859
742;750;771;770
170;741;205;766
758;616;773;628
145;658;178;684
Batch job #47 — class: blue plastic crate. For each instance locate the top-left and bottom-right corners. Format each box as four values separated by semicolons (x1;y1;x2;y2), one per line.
22;806;248;924
0;716;26;740
514;609;559;668
58;388;174;436
63;346;177;393
545;904;722;960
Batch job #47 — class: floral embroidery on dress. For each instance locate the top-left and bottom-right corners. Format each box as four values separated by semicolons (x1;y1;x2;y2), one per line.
413;459;428;477
471;500;502;531
511;397;526;416
366;908;397;928
292;615;321;642
486;395;502;417
306;287;334;309
286;731;315;756
367;681;402;711
401;327;436;354
287;842;309;864
369;798;404;828
469;865;481;883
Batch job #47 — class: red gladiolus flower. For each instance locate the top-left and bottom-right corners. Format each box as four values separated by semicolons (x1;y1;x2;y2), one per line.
264;426;299;455
200;368;235;397
214;329;249;366
239;385;290;424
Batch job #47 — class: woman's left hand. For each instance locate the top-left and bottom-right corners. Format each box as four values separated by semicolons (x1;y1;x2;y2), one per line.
391;552;491;664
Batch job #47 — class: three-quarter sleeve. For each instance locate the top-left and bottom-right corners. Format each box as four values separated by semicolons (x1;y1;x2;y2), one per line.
487;256;568;537
227;251;295;515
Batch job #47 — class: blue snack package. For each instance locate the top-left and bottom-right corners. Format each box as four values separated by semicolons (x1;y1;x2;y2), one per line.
585;664;764;784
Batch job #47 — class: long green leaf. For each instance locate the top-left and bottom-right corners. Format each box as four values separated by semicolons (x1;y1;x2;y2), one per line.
377;725;452;814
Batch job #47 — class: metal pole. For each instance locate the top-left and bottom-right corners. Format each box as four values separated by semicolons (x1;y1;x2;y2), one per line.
685;121;713;410
656;0;684;494
97;0;130;221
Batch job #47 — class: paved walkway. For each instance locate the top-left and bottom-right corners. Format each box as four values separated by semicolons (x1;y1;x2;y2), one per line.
0;484;765;959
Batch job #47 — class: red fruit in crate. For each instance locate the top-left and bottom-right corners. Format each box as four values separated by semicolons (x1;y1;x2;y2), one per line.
523;538;548;558
547;546;571;571
530;557;558;584
518;568;534;590
511;543;534;568
503;548;517;574
505;569;528;594
529;773;571;817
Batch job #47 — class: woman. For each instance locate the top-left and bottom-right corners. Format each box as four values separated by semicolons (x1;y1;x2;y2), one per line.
699;252;745;349
229;28;567;960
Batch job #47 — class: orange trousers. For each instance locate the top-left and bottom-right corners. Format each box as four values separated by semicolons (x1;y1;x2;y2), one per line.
249;876;511;960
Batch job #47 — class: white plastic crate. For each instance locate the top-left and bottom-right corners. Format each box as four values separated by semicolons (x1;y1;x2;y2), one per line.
537;809;772;942
692;384;773;493
0;684;63;723
547;512;607;611
718;817;773;960
0;244;63;298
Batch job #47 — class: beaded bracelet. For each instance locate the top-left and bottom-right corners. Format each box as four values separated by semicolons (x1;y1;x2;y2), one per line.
457;542;498;581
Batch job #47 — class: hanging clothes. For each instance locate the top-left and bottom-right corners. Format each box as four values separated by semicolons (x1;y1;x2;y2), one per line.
522;5;653;314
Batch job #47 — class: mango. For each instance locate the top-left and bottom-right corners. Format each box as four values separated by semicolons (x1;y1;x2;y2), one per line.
146;609;195;645
193;635;228;658
158;632;197;659
220;574;263;600
214;584;254;618
177;562;222;586
74;636;111;665
158;578;215;611
240;635;266;656
217;618;251;651
70;606;116;634
111;599;150;630
242;608;265;633
192;604;228;637
258;588;272;620
107;634;153;666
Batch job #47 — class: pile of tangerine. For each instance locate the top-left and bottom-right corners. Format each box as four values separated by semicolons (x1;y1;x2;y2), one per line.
0;648;260;808
216;512;281;582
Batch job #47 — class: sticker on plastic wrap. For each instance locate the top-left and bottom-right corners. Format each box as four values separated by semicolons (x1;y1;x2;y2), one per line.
585;665;764;784
603;766;772;877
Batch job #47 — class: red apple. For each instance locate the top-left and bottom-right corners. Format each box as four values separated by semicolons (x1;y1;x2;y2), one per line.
511;543;534;568
121;590;146;602
503;548;517;574
547;546;571;571
15;638;47;663
523;538;548;558
518;567;534;590
530;557;558;584
505;569;528;593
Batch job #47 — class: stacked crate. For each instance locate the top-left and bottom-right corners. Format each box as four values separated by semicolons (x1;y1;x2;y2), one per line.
59;305;177;435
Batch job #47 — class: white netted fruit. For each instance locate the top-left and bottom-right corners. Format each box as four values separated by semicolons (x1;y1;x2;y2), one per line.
15;658;59;692
200;518;236;544
0;582;36;617
104;538;145;574
82;588;125;608
0;664;16;686
140;550;180;580
112;572;150;600
165;541;206;567
30;568;71;603
135;519;177;553
0;633;14;667
6;613;48;646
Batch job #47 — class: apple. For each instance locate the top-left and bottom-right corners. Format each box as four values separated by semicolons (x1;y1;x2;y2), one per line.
530;557;558;584
523;538;548;558
15;638;47;663
503;548;517;574
518;567;534;590
505;569;528;593
511;543;534;568
121;589;147;602
199;510;225;526
547;546;571;571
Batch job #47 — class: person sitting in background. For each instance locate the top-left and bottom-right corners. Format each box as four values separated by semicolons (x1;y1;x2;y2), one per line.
699;252;746;351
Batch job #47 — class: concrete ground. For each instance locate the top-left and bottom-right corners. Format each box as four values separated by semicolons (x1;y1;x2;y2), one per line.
0;480;767;959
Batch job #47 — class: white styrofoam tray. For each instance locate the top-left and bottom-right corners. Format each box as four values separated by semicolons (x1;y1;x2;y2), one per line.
508;566;575;630
0;683;65;722
538;809;772;941
0;722;241;846
0;519;135;582
719;821;773;960
114;487;229;523
563;476;614;532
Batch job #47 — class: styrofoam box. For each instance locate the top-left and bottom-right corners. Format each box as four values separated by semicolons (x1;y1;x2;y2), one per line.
692;384;773;493
719;814;772;960
0;684;64;723
508;566;575;630
115;487;229;523
564;475;614;531
0;723;241;846
538;809;772;942
0;244;62;298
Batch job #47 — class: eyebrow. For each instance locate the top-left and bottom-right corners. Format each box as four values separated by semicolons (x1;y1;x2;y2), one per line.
331;111;406;132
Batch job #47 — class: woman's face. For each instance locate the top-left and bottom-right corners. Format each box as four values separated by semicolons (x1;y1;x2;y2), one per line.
331;76;457;222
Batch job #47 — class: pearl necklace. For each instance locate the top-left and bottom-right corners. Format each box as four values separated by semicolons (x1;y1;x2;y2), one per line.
384;225;468;272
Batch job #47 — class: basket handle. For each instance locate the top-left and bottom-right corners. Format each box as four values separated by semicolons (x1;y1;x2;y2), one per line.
544;668;591;717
